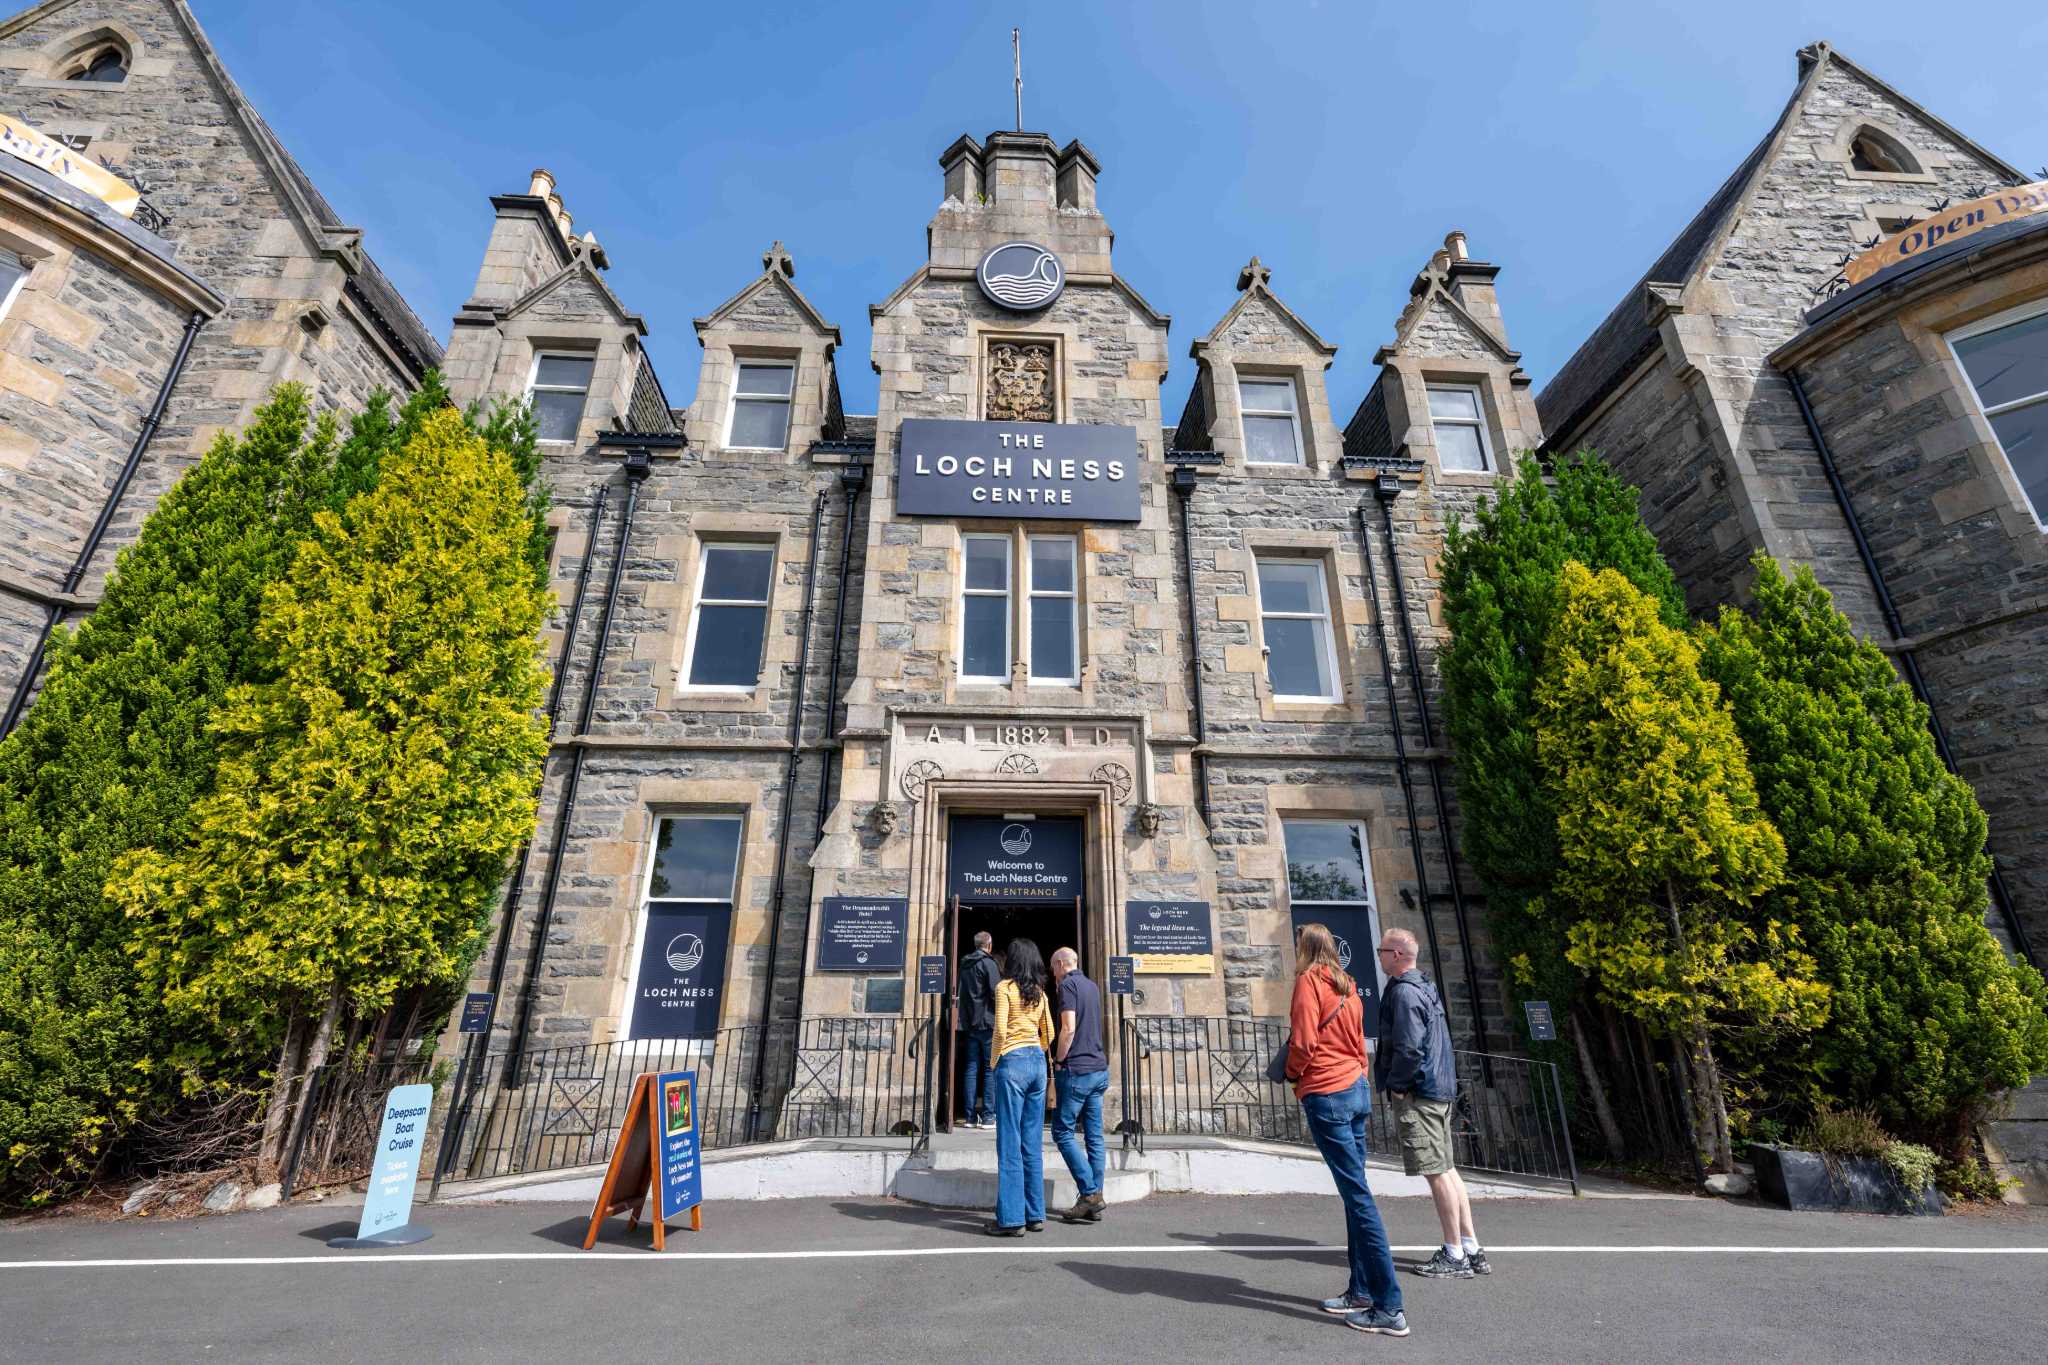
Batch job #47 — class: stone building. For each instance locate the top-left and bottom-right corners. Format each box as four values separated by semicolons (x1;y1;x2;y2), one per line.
1537;41;2048;970
0;0;438;726
442;120;1552;1145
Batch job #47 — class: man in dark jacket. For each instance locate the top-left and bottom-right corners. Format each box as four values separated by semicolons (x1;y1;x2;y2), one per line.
957;932;1001;1128
1376;928;1489;1279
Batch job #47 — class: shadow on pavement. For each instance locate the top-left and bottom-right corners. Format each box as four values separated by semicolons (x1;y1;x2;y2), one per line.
1166;1229;1342;1265
295;1222;358;1243
1056;1259;1327;1324
828;1200;988;1235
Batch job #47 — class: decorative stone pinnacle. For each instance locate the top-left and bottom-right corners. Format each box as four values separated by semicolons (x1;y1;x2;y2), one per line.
1236;256;1271;292
764;241;796;278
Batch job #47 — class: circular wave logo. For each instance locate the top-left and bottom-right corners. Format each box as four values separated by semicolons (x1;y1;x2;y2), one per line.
665;933;706;975
1334;935;1353;971
999;823;1034;855
976;242;1065;311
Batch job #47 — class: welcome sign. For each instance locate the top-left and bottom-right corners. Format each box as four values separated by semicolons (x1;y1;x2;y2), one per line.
948;815;1084;902
1842;180;2048;285
897;419;1140;522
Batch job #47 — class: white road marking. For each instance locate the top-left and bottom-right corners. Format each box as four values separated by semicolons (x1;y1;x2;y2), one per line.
2;1244;2045;1271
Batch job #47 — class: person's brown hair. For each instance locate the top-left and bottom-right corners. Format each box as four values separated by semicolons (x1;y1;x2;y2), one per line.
1293;922;1355;998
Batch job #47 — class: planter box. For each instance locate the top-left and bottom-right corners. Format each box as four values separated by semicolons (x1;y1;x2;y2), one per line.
1751;1145;1941;1216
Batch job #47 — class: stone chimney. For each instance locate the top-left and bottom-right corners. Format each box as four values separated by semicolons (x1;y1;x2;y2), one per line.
1441;230;1508;346
1056;140;1100;212
940;135;984;204
982;130;1058;207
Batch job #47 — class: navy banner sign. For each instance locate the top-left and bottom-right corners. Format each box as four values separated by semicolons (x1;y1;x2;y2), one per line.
656;1070;703;1221
1523;999;1557;1042
1108;956;1136;996
919;955;948;995
458;992;493;1034
948;815;1085;903
1289;905;1382;1040
1125;900;1215;973
630;902;732;1040
817;896;909;971
896;418;1141;522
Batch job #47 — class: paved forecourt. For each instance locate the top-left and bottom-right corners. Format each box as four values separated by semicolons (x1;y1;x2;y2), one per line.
2;1193;2045;1364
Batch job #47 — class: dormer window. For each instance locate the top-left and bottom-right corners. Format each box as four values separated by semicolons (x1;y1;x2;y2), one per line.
66;48;127;83
1427;383;1494;472
1239;376;1305;465
1848;127;1921;177
726;361;794;451
527;351;594;444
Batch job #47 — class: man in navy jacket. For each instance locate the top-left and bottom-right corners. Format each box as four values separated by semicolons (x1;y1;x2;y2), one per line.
1376;928;1490;1279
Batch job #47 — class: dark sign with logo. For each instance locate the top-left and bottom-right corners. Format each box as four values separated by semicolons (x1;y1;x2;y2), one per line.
1524;999;1557;1042
630;902;733;1040
897;419;1141;522
458;992;493;1034
977;240;1066;311
817;896;909;971
1108;956;1135;996
1126;900;1215;973
1289;906;1381;1040
656;1070;702;1220
919;956;948;995
948;816;1084;903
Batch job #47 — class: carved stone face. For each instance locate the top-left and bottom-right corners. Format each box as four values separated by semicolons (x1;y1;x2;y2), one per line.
1134;802;1163;838
985;340;1055;423
870;803;900;837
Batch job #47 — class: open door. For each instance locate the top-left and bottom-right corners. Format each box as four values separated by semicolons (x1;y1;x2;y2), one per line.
941;894;959;1136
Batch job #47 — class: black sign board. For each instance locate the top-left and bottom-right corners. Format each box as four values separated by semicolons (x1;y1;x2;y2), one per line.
865;978;905;1015
816;896;909;971
1108;956;1135;996
896;419;1141;522
1289;906;1382;1041
458;992;493;1034
948;816;1084;903
1524;999;1557;1042
630;902;733;1040
918;956;948;995
1125;900;1215;959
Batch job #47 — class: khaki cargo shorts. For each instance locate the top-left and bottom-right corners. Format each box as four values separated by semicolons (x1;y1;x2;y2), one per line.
1392;1093;1455;1177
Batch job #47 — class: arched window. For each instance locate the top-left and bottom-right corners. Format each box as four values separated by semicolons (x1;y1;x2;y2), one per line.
1848;127;1920;177
65;47;127;83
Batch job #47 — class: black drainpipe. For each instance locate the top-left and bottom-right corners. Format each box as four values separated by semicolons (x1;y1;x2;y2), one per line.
1373;477;1492;1055
1354;496;1449;997
1785;368;2037;970
748;488;830;1141
506;451;651;1080
813;462;869;832
2;309;205;737
1170;465;1212;829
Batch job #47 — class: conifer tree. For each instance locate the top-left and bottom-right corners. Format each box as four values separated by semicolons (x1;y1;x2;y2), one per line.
1699;556;2048;1152
111;409;551;1162
1534;562;1828;1172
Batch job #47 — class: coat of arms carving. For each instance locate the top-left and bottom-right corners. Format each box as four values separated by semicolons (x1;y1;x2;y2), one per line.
985;341;1055;423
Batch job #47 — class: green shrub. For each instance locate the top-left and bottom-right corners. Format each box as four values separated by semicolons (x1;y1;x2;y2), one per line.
1936;1156;2010;1203
1798;1105;1889;1159
1882;1141;1940;1194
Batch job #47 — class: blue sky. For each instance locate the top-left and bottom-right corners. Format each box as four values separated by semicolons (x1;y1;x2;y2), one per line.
199;0;2048;424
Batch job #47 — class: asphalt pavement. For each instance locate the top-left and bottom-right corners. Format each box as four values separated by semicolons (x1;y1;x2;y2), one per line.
3;1191;2045;1363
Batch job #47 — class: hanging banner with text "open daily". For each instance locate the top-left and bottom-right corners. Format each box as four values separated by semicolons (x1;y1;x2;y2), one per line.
896;419;1140;522
0;114;140;216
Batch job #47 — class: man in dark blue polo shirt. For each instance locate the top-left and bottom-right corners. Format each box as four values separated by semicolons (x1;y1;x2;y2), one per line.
1049;947;1110;1223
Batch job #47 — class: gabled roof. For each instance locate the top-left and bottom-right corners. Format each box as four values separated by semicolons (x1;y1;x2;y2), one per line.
1190;256;1336;357
1384;283;1519;365
696;242;841;343
502;246;645;334
1;0;443;376
1536;40;2023;448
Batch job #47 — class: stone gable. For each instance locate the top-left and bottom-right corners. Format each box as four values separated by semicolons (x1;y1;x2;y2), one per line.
1406;295;1496;361
1220;294;1314;354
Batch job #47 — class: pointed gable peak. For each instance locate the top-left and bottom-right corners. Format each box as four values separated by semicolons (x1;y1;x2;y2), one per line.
695;246;841;345
1193;255;1335;358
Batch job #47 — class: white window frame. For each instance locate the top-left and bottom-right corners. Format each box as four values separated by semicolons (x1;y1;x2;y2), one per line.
620;812;744;1044
724;359;796;452
1426;382;1494;473
1025;534;1079;685
678;540;777;693
959;533;1013;685
1947;296;2048;530
0;249;27;324
1238;373;1306;466
1280;817;1388;994
526;349;594;445
1255;556;1343;703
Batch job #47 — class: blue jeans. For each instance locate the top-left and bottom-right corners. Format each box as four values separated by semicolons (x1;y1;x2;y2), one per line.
993;1047;1047;1228
1300;1076;1401;1314
960;1026;994;1124
1052;1067;1110;1196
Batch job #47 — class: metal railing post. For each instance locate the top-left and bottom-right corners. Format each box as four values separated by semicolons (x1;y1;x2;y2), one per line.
1547;1059;1581;1196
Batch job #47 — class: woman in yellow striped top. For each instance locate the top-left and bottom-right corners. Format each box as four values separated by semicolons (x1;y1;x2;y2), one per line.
988;937;1053;1235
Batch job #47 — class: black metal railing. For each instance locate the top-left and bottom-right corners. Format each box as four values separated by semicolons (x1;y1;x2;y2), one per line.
432;1017;933;1191
1122;1016;1578;1192
279;1054;439;1199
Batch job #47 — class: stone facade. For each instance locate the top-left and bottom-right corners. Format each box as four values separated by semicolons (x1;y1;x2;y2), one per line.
0;0;437;717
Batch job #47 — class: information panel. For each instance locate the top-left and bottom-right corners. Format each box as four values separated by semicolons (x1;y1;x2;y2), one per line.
919;956;948;995
1125;900;1215;974
1523;1000;1557;1042
1108;956;1136;996
897;419;1141;522
948;816;1084;903
1289;905;1382;1040
816;896;909;971
355;1083;434;1241
630;902;732;1040
656;1070;703;1221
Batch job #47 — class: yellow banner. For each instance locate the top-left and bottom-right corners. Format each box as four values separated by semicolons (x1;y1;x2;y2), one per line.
1131;953;1216;975
1843;181;2048;286
0;114;141;217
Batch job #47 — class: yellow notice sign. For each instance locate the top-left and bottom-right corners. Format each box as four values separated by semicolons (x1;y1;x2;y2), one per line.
1842;181;2048;286
0;114;141;217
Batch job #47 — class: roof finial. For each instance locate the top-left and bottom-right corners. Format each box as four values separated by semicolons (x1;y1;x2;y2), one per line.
763;240;795;278
1236;256;1271;292
1013;28;1023;132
